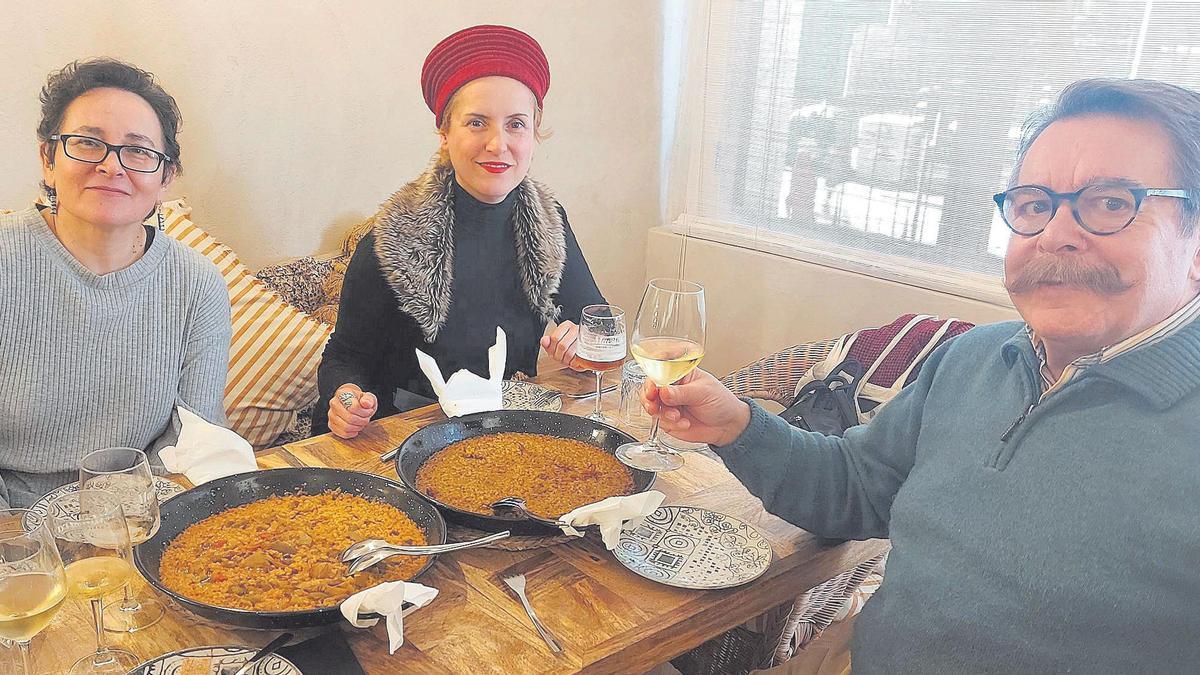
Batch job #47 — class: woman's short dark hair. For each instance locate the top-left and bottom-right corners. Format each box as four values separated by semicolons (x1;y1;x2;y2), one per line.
1014;78;1200;235
37;58;183;177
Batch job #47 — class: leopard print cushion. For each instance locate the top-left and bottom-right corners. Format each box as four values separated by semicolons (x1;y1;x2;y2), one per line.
255;257;335;315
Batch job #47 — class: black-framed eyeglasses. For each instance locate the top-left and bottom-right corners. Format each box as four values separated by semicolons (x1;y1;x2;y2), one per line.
993;183;1194;236
49;134;172;174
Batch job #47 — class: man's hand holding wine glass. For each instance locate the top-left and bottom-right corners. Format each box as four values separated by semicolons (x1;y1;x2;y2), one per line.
640;369;752;448
614;279;706;472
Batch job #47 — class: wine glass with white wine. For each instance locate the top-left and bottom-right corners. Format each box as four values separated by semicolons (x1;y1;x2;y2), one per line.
79;447;163;632
615;278;706;472
46;490;139;674
0;509;67;675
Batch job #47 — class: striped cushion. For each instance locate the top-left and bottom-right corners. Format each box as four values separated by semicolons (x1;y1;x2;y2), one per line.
160;199;331;447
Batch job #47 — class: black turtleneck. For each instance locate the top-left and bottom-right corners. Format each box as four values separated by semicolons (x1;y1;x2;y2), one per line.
314;181;605;433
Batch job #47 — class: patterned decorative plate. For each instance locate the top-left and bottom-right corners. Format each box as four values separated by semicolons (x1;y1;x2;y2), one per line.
22;476;184;530
613;506;774;589
502;380;562;412
128;645;300;674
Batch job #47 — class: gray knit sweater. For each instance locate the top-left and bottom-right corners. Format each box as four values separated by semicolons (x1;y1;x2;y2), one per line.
0;206;230;508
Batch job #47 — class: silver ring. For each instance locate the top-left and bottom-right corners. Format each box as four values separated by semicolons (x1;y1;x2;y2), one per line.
338;391;356;409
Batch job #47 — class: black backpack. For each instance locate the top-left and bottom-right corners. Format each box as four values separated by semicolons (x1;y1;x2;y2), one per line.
779;357;864;436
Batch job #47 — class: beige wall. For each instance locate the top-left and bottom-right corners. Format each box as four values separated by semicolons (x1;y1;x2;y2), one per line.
1;0;1021;372
0;1;661;314
644;228;1022;377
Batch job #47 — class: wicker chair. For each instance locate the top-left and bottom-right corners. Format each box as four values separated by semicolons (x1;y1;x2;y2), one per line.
670;339;889;675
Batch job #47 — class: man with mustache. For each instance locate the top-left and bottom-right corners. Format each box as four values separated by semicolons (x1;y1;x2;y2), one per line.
643;78;1200;673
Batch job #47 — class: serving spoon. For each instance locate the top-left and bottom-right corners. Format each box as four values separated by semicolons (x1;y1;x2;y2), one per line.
342;531;511;576
489;496;570;529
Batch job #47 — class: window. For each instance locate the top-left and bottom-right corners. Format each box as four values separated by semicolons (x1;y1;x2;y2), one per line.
679;0;1200;301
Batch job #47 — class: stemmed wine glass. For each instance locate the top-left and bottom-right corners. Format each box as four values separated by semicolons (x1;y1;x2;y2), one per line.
615;279;706;472
46;490;140;674
78;447;163;632
575;304;627;422
0;509;67;675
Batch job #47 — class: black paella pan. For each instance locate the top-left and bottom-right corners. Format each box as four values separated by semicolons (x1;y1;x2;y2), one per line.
134;467;446;629
393;410;656;535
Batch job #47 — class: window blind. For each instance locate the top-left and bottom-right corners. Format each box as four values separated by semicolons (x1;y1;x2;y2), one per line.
684;0;1200;294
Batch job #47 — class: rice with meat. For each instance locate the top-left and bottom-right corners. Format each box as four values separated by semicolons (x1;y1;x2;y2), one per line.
159;491;427;612
416;432;635;517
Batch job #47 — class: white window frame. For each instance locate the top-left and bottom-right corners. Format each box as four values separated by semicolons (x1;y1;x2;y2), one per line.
668;212;1015;306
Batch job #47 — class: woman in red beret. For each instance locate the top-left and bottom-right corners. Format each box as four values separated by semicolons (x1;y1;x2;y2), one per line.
315;25;606;438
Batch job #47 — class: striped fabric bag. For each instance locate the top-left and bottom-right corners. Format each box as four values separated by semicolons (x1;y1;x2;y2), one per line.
161;200;332;447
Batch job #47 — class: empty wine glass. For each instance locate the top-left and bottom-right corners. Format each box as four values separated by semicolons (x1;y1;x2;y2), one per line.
0;509;67;675
616;279;706;472
79;447;163;632
46;490;139;674
575;304;627;422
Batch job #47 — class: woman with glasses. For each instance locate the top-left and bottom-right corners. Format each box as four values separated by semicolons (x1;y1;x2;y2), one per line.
0;59;230;507
316;25;606;438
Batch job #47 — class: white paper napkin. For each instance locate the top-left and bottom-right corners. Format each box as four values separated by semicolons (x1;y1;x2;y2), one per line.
340;581;439;654
415;326;506;417
158;406;256;485
559;490;667;549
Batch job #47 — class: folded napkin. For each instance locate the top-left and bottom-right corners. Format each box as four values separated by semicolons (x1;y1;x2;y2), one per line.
340;581;439;654
158;406;256;485
559;490;667;549
415;326;506;417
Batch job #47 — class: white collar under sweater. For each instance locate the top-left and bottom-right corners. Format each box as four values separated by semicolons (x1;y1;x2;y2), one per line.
1026;290;1200;397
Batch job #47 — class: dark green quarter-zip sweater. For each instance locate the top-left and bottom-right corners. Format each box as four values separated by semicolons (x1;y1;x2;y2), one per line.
715;319;1200;674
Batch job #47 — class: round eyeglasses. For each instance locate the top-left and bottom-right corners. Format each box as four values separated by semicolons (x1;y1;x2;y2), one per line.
993;183;1194;236
49;134;172;174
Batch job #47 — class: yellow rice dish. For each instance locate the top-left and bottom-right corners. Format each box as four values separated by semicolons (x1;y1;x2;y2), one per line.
416;432;635;517
159;491;427;612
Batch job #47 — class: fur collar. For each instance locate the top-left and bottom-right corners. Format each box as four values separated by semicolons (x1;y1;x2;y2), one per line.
373;158;566;341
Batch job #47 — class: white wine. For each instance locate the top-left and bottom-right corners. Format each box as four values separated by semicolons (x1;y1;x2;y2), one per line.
631;337;705;386
64;556;132;600
0;572;67;641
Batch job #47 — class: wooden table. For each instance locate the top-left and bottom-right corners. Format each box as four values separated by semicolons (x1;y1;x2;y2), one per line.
38;369;887;674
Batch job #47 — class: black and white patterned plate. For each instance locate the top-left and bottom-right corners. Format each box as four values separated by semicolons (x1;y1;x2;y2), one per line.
128;645;299;674
22;476;184;530
502;381;562;412
613;506;774;589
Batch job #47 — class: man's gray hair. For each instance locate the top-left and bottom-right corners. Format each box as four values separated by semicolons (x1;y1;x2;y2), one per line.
1013;78;1200;235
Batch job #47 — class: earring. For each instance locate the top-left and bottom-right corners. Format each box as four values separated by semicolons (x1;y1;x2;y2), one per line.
156;203;164;231
43;184;57;215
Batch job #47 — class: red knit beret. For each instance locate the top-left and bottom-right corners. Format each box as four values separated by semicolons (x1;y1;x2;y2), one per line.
421;24;550;123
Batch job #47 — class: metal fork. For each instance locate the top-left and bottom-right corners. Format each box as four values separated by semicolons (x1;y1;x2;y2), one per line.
528;387;561;409
561;384;617;399
503;573;562;654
